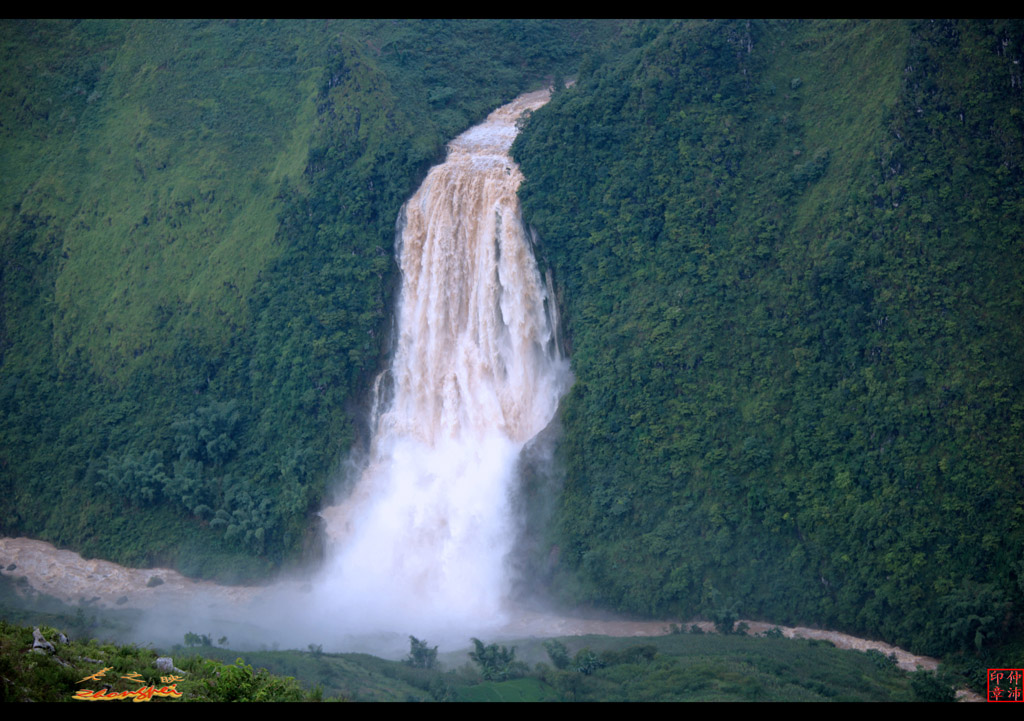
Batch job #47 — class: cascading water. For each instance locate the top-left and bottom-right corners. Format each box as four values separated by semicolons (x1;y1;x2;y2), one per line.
0;84;951;673
53;88;572;654
313;88;571;640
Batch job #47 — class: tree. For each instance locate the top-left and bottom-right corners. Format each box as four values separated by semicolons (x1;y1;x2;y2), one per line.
184;631;212;647
938;582;1011;654
405;635;437;670
468;638;525;681
544;639;571;670
909;669;957;702
572;648;605;675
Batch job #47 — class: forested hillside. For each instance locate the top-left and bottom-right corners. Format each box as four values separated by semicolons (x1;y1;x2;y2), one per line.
2;19;1021;673
0;19;615;578
514;19;1024;663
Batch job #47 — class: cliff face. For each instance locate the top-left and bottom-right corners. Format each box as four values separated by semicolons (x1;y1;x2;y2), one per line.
514;19;1024;657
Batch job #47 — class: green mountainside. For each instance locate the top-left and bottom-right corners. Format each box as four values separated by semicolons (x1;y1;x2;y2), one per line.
1;18;1021;675
0;19;611;578
514;18;1024;665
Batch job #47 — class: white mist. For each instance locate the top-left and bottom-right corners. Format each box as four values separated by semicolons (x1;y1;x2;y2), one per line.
310;88;570;645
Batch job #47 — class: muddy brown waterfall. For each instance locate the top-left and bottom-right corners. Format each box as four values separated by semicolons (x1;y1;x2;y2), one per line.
315;89;571;636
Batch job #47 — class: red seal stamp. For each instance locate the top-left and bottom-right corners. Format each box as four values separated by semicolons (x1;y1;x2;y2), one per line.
988;669;1024;701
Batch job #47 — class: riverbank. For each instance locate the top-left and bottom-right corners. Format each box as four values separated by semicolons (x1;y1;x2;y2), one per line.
0;535;983;701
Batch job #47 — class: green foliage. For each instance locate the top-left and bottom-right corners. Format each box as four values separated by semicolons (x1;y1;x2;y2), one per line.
468;638;527;682
706;589;741;635
0;619;320;702
865;649;898;672
184;631;212;648
172;400;241;469
0;605;937;703
195;657;306;702
572;648;605;675
453;676;560;702
405;635;438;670
4;18;1023;669
601;644;658;666
543;639;571;669
938;580;1011;654
0;19;617;581
515;18;1024;658
909;669;957;702
477;632;919;701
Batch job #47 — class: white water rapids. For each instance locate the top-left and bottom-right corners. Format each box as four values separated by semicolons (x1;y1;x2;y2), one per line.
1;90;571;655
310;87;570;637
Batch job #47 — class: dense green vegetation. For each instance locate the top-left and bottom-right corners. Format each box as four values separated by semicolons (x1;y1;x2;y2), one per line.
0;614;947;702
0;572;965;701
2;19;1021;689
0;619;325;702
514;18;1024;667
0;19;614;578
0;598;950;704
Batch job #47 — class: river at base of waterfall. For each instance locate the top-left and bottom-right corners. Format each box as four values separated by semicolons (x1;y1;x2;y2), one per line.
0;535;953;680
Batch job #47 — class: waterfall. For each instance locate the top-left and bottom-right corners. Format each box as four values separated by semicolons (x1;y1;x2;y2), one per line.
315;89;571;638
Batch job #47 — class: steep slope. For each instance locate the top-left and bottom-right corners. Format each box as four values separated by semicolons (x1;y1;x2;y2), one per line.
514;19;1024;658
0;19;614;578
5;19;1022;671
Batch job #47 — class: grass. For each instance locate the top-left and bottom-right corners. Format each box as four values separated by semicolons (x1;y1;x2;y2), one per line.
38;21;324;382
0;618;323;702
0;574;942;702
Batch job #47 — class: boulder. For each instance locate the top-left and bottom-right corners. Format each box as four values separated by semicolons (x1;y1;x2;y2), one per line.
32;627;55;653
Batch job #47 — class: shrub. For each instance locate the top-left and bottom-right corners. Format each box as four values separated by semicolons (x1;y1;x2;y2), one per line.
468;638;526;681
909;669;957;702
543;639;571;670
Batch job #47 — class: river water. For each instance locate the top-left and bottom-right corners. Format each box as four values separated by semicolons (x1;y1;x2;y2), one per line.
0;535;951;678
